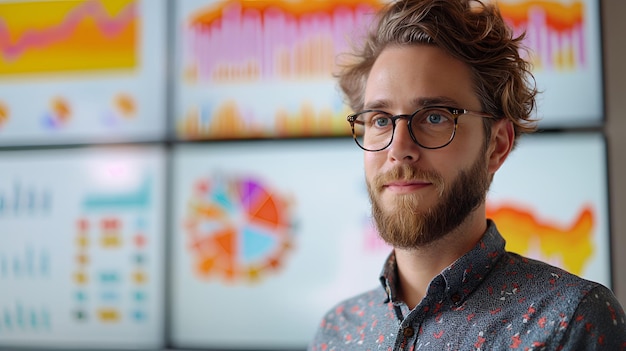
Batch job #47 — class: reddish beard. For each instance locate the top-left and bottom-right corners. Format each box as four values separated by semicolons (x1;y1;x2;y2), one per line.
367;152;490;249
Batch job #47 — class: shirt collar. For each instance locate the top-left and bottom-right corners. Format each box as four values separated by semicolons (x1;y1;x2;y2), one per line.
379;220;506;305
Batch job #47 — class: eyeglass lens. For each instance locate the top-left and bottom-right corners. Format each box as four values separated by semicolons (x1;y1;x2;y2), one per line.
351;107;456;151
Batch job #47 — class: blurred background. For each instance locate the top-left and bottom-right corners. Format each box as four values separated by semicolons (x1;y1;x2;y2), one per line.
0;0;624;350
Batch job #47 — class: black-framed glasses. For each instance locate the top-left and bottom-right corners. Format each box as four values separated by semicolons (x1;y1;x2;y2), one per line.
347;105;494;152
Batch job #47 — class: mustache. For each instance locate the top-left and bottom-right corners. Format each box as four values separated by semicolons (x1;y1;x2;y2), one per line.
371;164;445;193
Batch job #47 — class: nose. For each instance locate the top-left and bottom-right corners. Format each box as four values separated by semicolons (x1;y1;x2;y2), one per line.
387;119;420;162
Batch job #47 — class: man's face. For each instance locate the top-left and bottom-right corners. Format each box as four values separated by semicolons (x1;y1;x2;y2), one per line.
363;44;491;248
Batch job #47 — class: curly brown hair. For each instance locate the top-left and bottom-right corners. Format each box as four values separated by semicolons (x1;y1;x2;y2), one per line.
338;0;538;143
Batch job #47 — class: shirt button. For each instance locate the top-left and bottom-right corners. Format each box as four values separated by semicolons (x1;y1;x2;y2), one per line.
403;327;414;337
451;294;461;303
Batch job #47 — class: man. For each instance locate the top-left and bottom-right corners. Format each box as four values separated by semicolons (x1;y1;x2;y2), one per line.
309;0;626;350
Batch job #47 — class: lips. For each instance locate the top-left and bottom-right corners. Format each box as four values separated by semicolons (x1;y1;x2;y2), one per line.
383;180;432;193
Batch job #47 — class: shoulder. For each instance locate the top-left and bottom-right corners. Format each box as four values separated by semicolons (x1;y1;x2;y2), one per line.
309;287;395;351
496;251;598;292
494;252;626;349
494;251;606;304
560;284;626;349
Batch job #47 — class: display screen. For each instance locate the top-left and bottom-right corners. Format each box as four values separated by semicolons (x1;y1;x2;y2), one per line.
172;0;382;140
169;139;387;349
487;132;611;286
0;147;166;349
168;133;611;350
172;0;603;142
497;0;604;127
0;0;167;146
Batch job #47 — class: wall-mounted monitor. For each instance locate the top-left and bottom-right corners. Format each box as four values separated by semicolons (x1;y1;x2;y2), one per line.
172;0;603;143
0;146;166;349
172;0;384;140
497;0;604;127
169;139;386;349
488;132;611;287
0;0;167;146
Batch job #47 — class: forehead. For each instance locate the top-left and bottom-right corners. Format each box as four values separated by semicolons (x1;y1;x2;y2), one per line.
364;44;480;111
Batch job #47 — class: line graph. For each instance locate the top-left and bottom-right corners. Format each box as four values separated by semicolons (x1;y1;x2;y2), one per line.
0;0;138;75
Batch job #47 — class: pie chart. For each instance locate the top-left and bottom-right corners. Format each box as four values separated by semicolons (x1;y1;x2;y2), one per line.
185;174;295;283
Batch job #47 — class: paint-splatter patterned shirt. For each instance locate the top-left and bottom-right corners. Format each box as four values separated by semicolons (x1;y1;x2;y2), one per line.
309;221;626;350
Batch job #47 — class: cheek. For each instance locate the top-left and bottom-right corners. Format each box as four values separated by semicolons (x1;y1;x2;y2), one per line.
455;122;486;150
446;127;486;162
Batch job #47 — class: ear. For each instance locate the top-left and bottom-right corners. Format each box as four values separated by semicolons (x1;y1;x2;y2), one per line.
487;119;514;174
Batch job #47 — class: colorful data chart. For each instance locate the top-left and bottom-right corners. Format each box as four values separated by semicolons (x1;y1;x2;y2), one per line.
72;177;152;324
177;99;354;140
486;132;609;284
499;0;587;71
495;0;603;126
175;0;382;140
487;203;595;276
185;174;295;283
0;148;164;349
0;0;167;147
0;0;138;75
182;0;382;82
175;0;602;137
73;219;90;322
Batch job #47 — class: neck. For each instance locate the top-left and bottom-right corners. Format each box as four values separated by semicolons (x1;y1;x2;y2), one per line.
394;210;488;309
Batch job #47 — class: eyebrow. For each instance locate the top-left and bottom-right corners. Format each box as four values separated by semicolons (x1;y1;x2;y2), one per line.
363;96;461;111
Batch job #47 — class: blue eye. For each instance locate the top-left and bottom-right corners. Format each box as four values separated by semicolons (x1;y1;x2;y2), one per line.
374;117;391;127
427;113;444;124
